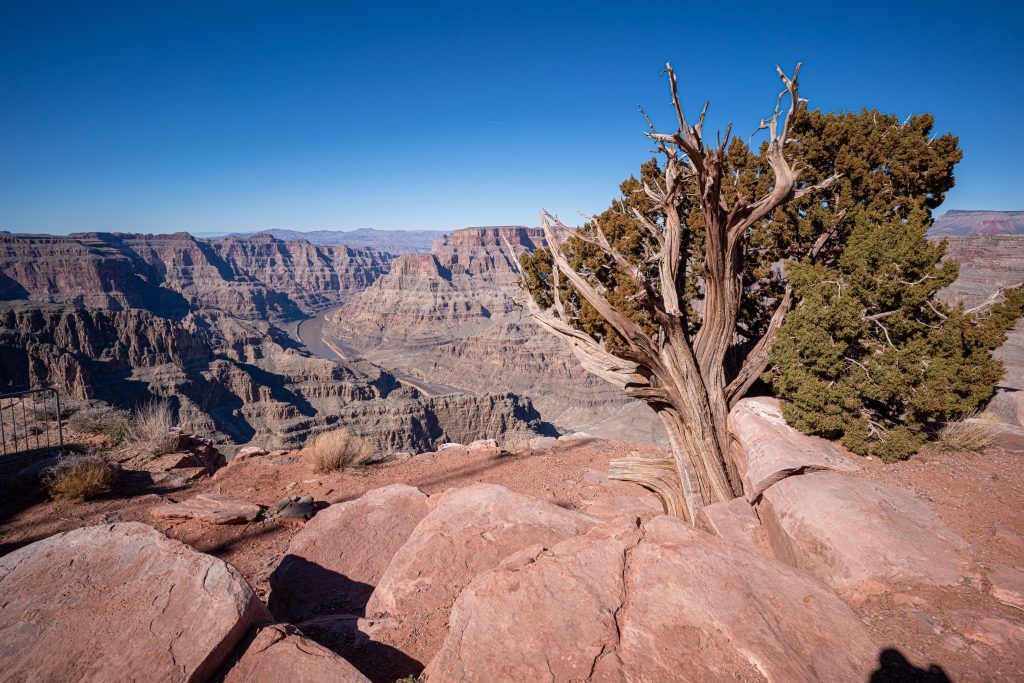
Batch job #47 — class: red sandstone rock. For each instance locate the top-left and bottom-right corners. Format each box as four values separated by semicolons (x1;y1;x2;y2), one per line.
224;624;369;683
269;484;429;622
0;522;270;682
990;566;1024;612
150;492;262;524
696;496;768;555
426;516;875;682
756;471;974;595
365;483;597;664
729;397;859;501
231;446;268;465
578;494;663;521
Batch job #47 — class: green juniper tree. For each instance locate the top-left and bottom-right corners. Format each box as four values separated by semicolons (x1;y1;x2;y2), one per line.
519;64;1023;520
765;110;1024;460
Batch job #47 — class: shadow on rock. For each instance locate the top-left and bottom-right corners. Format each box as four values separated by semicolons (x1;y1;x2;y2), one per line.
268;554;375;622
870;648;952;683
297;614;424;683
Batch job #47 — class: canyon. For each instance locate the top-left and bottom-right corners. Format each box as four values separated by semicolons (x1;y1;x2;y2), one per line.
0;230;556;452
2;212;1022;454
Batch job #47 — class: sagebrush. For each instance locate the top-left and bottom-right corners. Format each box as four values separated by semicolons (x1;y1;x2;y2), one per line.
127;399;178;455
937;413;998;453
43;454;116;500
67;404;132;446
304;428;375;473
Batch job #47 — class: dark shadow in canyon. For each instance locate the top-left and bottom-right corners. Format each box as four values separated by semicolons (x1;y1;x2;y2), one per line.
0;273;29;301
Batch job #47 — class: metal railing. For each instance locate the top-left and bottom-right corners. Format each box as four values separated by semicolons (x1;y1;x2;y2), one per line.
0;387;64;459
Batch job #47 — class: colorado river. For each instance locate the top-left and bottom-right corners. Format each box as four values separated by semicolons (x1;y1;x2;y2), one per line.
296;306;465;397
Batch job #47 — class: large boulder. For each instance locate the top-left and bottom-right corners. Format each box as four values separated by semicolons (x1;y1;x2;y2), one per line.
224;624;369;683
0;522;270;683
365;483;598;663
269;484;430;622
425;516;876;682
729;397;859;501
757;471;974;595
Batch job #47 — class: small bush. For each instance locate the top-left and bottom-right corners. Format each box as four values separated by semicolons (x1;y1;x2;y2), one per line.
304;428;375;473
43;455;116;501
67;404;132;446
936;413;998;453
127;399;178;456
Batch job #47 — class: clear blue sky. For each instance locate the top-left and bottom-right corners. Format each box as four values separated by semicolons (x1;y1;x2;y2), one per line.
1;1;1022;234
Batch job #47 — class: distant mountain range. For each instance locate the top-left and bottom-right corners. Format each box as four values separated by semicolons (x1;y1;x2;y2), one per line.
224;228;447;254
930;210;1024;236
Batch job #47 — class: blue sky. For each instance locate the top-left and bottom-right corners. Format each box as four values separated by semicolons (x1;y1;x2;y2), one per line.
1;1;1022;234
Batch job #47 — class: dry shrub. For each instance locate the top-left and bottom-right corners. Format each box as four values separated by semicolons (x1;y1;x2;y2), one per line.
304;428;375;473
67;404;132;446
937;412;998;453
43;455;116;501
127;399;178;456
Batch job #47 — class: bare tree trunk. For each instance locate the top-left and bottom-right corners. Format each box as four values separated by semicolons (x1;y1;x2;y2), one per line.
519;62;840;522
609;393;733;520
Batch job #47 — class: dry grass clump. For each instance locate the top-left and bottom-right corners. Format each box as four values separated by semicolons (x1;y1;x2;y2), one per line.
126;399;178;456
43;454;116;501
304;428;375;473
67;404;133;446
936;412;998;453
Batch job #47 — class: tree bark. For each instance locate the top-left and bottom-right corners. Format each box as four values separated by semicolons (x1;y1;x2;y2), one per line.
518;62;839;522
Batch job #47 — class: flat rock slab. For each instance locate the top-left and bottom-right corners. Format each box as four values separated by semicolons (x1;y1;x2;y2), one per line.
578;494;663;521
0;522;270;683
426;516;875;682
990;566;1024;612
696;496;769;556
224;624;369;683
365;483;598;664
757;471;974;595
730;396;859;501
269;484;430;622
151;492;262;524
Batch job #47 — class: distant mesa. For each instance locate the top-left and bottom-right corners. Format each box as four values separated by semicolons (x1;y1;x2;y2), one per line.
234;228;448;254
930;210;1024;236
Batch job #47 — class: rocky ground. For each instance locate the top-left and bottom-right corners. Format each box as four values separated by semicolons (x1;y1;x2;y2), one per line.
1;410;1023;682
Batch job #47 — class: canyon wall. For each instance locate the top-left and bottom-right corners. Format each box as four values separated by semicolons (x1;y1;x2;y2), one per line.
941;234;1024;425
0;231;393;322
326;226;667;444
0;230;548;451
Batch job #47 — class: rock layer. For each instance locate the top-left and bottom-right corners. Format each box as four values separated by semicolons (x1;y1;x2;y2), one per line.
327;226;666;442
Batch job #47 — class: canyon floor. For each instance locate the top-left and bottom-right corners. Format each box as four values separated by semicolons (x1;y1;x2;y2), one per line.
2;427;1023;681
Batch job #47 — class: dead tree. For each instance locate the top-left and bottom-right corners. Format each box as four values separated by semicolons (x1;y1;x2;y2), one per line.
520;63;839;521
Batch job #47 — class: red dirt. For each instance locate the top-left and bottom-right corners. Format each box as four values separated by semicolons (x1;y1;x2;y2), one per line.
2;433;1023;682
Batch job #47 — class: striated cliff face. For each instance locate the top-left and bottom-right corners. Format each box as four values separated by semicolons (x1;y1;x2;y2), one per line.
0;231;392;322
930;210;1024;236
326;226;666;443
304;391;549;454
941;234;1024;425
0;233;166;310
212;233;393;313
0;301;212;402
942;235;1024;381
257;228;445;254
0;299;545;450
